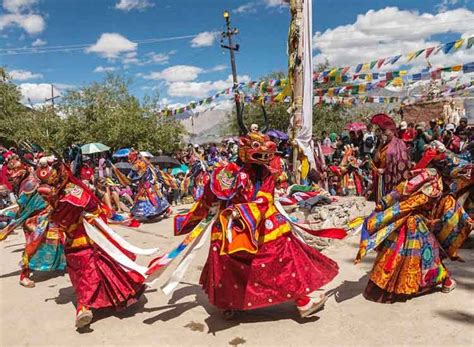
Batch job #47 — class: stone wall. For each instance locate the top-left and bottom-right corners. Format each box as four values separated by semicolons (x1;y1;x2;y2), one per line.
289;196;375;250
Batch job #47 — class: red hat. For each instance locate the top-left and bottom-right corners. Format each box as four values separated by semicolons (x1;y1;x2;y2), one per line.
23;153;34;161
370;113;397;132
3;151;15;162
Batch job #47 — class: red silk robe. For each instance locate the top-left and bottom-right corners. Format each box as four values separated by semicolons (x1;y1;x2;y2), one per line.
175;162;339;310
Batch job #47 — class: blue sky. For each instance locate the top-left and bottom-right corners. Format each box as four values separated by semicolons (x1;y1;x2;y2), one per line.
1;0;473;106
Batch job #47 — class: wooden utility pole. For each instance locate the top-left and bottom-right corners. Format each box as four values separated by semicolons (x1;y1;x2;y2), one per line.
221;10;242;133
289;0;304;182
45;84;60;111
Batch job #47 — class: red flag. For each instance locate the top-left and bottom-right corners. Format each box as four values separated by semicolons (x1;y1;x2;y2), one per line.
425;46;435;58
376;58;385;68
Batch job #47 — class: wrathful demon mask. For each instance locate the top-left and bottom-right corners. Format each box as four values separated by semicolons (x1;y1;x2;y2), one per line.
236;102;277;166
238;132;277;165
4;152;29;190
36;157;69;203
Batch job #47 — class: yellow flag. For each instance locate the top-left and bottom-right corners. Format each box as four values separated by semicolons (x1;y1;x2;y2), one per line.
406;52;415;62
400;70;408;76
327;88;334;97
362;63;370;72
359;84;366;93
392;77;403;87
365;73;372;81
454;39;465;50
274;83;291;102
452;65;462;71
328;68;337;77
301;157;309;179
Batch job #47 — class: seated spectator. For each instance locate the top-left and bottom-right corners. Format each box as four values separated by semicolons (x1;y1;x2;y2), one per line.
443;123;461;153
455;116;468;136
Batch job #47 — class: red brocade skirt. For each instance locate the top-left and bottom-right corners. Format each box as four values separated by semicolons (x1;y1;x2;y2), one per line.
200;233;339;310
65;245;145;310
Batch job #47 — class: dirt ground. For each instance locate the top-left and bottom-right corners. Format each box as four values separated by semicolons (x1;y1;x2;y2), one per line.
0;205;473;347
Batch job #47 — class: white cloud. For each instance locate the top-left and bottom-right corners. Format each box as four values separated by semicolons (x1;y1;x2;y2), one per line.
0;0;44;34
146;51;175;64
94;66;116;73
167;74;251;98
3;0;37;13
86;33;137;59
0;13;44;34
115;0;154;11
233;2;256;14
19;83;75;105
9;69;42;81
31;37;46;46
313;7;474;72
436;0;459;12
121;51;139;64
19;83;59;104
210;64;227;72
191;31;218;48
264;0;289;8
143;65;204;82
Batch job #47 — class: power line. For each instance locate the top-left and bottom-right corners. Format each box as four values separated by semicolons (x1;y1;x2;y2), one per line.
0;34;199;55
3;19;474;55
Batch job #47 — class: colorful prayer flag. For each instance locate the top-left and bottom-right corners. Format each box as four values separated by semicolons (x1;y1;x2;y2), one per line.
454;39;464;50
443;41;456;54
425;47;435;58
415;49;425;58
467;37;474;49
391;55;402;64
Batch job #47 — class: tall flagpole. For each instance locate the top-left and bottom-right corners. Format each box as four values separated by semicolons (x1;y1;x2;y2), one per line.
289;0;304;183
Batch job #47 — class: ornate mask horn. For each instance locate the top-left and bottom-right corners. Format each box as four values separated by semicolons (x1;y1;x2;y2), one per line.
236;102;269;135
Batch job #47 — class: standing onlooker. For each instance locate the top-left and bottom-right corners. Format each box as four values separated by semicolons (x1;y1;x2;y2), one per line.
98;154;107;179
413;122;429;162
321;131;331;147
362;124;376;158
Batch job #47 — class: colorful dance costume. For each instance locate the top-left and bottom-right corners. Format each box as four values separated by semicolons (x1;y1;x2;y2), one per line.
328;145;364;197
36;159;147;328
173;116;343;317
356;142;472;302
0;152;65;287
128;151;170;222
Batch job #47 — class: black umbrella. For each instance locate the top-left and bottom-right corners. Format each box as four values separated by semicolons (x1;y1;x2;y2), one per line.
113;162;132;174
150;155;180;168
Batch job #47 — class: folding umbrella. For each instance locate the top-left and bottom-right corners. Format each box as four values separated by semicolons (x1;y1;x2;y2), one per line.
140;151;154;158
81;143;110;155
150;155;180;168
266;129;289;141
112;148;131;158
345;122;366;132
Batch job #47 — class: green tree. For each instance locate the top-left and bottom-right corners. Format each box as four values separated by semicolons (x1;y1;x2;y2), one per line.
0;67;26;145
59;74;186;153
